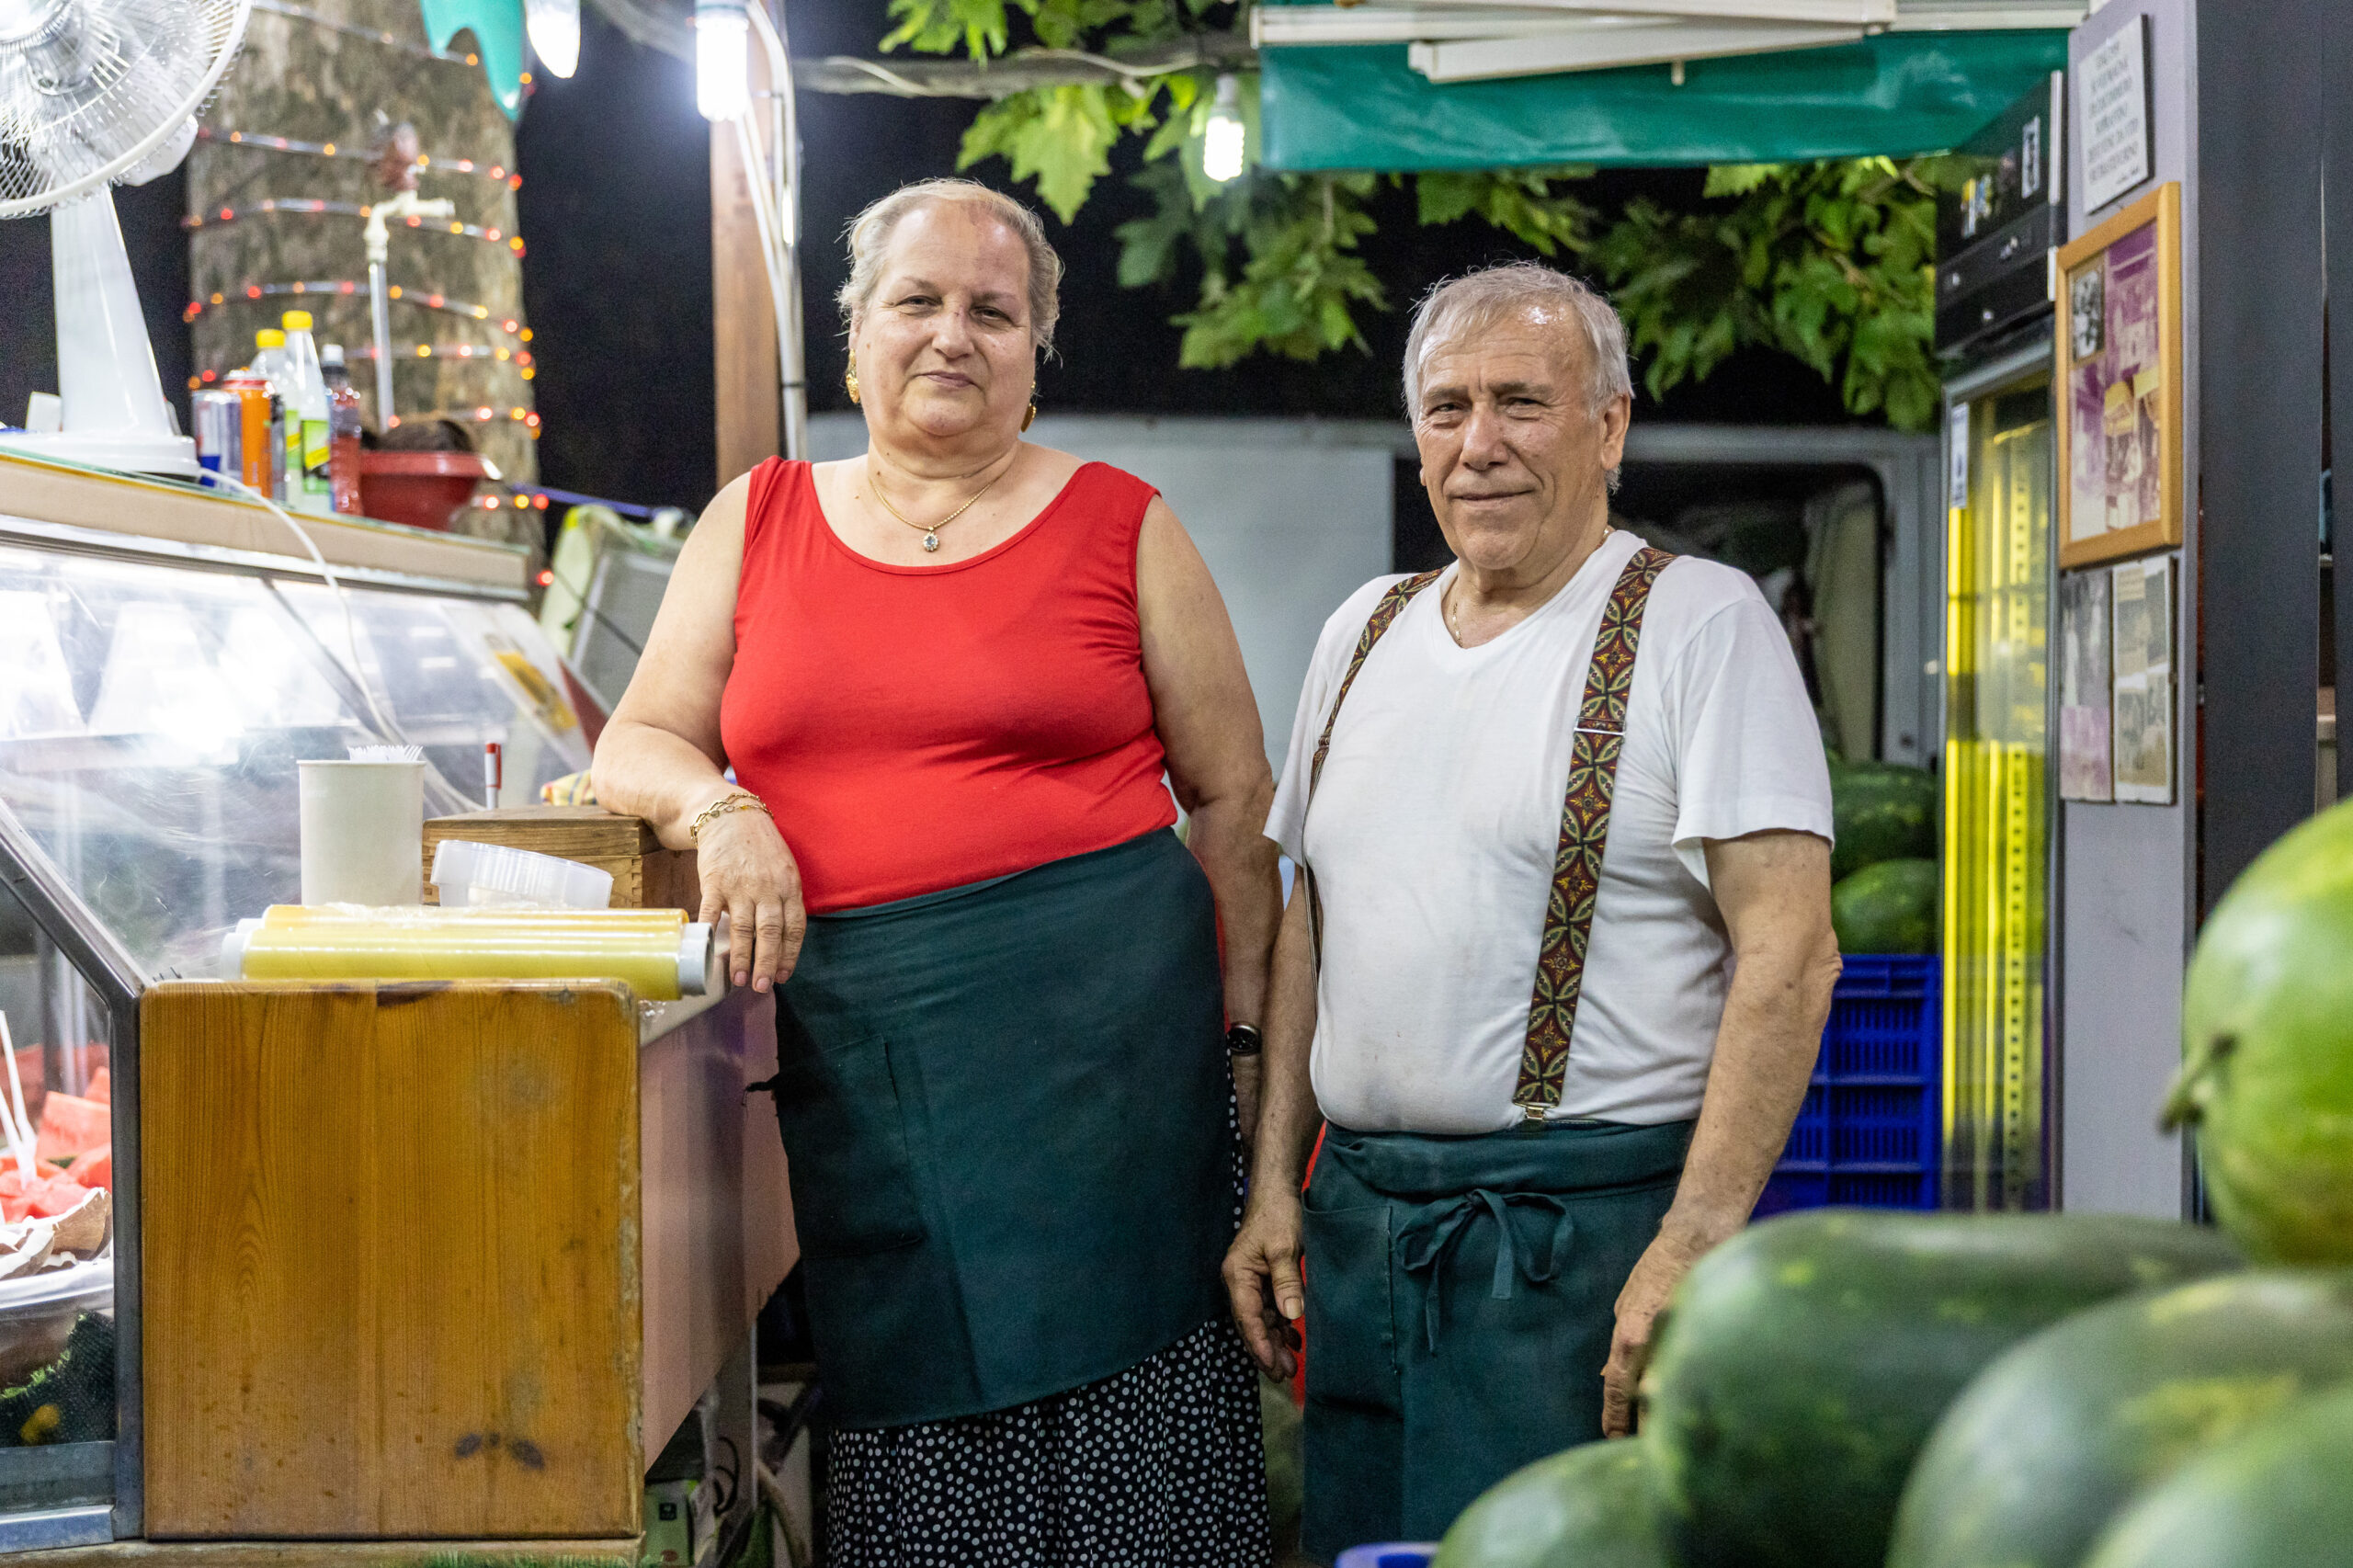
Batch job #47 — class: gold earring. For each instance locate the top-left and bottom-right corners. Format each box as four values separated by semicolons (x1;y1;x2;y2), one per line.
846;355;861;405
1021;402;1037;432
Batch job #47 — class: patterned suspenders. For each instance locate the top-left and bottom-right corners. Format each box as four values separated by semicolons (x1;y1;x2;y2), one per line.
1301;546;1677;1121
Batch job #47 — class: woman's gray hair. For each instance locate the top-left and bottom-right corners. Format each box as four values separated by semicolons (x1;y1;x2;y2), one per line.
836;178;1064;356
1402;262;1632;416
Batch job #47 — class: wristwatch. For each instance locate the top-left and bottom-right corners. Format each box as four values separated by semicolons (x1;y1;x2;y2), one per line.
1226;1022;1264;1057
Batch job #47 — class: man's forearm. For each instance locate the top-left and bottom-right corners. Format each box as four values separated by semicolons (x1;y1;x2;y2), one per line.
1661;938;1841;1246
1248;886;1323;1192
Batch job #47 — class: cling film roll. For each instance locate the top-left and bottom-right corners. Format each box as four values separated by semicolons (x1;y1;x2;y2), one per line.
222;907;713;1000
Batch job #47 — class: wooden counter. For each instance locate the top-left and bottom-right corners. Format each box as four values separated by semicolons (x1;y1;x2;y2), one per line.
136;980;793;1541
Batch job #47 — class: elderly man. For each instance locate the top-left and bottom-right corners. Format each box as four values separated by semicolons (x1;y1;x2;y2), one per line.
1224;261;1841;1556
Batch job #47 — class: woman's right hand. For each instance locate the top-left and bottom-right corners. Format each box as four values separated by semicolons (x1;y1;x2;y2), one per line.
692;795;807;992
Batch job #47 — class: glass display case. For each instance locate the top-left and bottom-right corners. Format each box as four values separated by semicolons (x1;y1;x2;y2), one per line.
0;486;574;1547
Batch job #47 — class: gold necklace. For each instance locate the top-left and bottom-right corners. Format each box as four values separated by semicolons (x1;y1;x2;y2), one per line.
869;461;1007;552
1447;525;1612;641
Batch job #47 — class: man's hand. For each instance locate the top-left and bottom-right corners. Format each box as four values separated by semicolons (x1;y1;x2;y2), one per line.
1600;1227;1710;1437
1223;1189;1305;1381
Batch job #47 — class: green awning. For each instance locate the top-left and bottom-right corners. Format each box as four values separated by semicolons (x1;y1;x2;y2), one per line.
1259;32;2067;172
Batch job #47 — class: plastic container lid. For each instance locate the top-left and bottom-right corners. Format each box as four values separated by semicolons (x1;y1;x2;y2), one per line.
282;310;313;331
256;328;285;347
430;838;615;911
1335;1547;1438;1568
322;344;345;368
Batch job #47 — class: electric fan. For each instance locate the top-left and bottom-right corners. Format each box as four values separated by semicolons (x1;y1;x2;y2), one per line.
0;0;252;477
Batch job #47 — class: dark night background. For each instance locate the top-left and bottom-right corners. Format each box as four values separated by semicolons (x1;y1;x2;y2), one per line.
2;2;1859;521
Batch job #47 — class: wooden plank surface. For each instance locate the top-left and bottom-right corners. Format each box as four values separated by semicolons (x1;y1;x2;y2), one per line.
710;9;781;489
142;983;642;1540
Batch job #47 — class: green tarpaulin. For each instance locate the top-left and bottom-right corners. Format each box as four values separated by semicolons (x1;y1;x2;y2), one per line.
1259;32;2067;172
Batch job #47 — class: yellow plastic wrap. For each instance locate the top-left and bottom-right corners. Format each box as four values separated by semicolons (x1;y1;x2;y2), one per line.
230;906;707;1000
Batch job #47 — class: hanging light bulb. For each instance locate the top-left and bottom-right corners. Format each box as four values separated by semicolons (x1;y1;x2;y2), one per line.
1202;74;1246;184
526;0;580;79
695;0;751;122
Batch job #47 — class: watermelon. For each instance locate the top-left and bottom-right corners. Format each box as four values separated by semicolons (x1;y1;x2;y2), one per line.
2081;1381;2353;1568
1889;1270;2353;1568
1641;1210;2241;1568
1829;760;1938;881
65;1145;109;1193
1435;1439;1673;1568
0;1165;84;1224
2171;796;2353;1263
32;1093;106;1165
82;1070;108;1106
1831;858;1938;955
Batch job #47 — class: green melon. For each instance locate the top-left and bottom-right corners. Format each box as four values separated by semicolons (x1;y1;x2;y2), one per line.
1642;1210;2241;1568
2082;1381;2353;1568
2172;795;2353;1263
1888;1270;2353;1568
1829;760;1938;881
1832;858;1938;955
1434;1439;1673;1568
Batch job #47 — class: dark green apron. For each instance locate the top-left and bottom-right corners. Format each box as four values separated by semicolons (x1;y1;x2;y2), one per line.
768;828;1233;1430
1300;1119;1693;1556
1294;546;1688;1559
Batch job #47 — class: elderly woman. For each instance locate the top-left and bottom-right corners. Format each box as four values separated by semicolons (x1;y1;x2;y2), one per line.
593;179;1279;1564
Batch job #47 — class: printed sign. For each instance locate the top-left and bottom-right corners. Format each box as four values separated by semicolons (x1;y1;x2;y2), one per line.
2080;17;2152;212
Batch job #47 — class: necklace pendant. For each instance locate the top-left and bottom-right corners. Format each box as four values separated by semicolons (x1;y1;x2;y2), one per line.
922;532;940;552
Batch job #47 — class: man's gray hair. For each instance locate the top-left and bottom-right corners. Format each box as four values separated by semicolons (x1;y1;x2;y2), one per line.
837;178;1064;356
1401;261;1633;417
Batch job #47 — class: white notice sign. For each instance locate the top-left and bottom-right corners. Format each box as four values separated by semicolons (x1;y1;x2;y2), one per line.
2080;17;2152;212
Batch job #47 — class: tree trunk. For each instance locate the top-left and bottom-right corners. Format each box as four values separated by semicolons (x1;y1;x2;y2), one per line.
187;0;539;545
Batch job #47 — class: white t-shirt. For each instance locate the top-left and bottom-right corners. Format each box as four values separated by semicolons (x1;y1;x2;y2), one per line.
1267;528;1834;1133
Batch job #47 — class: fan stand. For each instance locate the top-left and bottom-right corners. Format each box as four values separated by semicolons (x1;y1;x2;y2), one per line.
0;188;199;480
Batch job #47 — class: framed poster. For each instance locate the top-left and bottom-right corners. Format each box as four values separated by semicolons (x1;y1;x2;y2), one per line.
2109;554;2175;805
2058;570;2113;801
2057;183;2183;570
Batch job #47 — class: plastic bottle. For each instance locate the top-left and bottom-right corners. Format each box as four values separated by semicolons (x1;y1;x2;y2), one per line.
320;345;365;515
278;311;333;514
250;328;290;504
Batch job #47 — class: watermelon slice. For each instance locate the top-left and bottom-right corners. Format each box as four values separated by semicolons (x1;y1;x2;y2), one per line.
34;1093;107;1165
21;1176;85;1220
65;1145;109;1193
82;1070;108;1106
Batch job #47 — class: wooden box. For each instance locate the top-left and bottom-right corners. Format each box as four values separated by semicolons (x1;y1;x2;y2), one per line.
139;980;795;1541
421;807;699;912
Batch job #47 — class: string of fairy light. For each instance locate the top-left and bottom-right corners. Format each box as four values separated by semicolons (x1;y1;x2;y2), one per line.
189;119;540;435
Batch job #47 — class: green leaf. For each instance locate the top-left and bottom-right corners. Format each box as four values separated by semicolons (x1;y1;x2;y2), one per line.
955;84;1123;222
1703;163;1783;199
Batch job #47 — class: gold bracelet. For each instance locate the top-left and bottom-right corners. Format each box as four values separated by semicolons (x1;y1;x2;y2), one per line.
688;790;771;845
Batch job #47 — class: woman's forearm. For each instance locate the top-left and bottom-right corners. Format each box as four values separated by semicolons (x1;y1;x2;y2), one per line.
1184;783;1281;1027
590;720;737;848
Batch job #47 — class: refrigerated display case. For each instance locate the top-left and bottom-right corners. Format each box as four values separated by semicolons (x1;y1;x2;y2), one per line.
1942;358;2057;1212
0;453;590;1548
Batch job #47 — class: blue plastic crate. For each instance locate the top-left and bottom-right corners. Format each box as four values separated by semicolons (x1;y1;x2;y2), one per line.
1762;954;1939;1216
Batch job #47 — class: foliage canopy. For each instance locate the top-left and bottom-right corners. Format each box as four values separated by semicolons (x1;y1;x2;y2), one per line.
879;0;1953;429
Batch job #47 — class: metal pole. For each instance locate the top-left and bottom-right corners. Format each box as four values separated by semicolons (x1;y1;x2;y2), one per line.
749;2;807;461
368;258;395;425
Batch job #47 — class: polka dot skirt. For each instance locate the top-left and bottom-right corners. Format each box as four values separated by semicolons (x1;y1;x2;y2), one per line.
824;1095;1270;1566
825;1316;1271;1567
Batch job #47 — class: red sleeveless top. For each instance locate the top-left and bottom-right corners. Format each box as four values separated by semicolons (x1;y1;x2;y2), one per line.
719;458;1179;913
